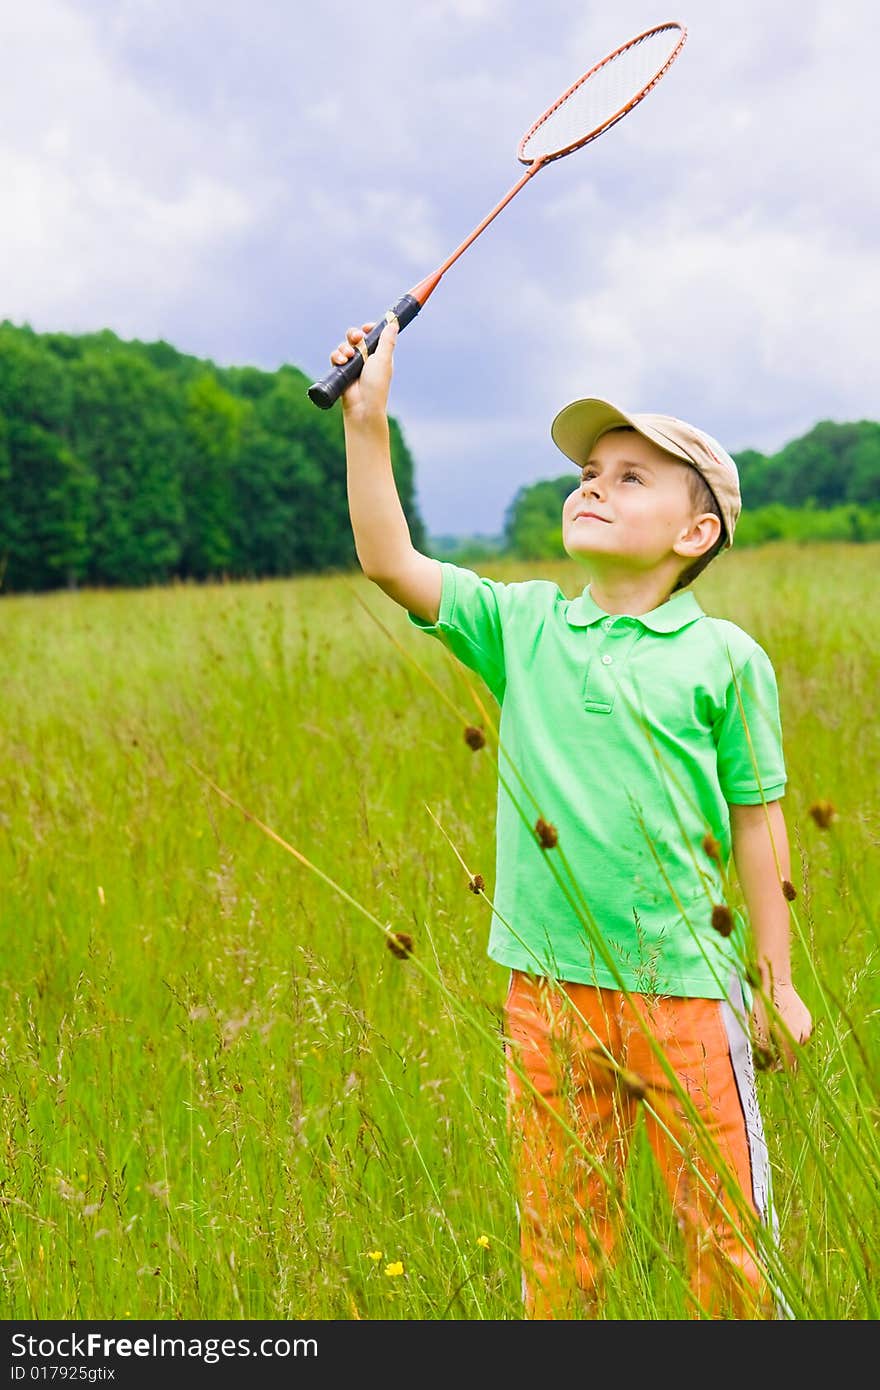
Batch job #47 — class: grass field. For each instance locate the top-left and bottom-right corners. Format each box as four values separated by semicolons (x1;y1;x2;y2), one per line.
1;541;877;1320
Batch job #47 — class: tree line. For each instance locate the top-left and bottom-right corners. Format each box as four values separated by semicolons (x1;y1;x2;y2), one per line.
3;318;878;594
0;321;425;594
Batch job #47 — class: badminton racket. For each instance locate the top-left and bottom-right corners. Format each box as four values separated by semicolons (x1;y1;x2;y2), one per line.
308;21;687;409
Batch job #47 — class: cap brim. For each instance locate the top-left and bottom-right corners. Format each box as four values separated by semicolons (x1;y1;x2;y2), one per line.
550;397;693;469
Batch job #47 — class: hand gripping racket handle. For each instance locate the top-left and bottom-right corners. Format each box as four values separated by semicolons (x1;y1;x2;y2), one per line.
307;293;423;409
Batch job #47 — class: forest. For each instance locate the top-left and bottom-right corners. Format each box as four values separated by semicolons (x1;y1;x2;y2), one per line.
0;320;423;593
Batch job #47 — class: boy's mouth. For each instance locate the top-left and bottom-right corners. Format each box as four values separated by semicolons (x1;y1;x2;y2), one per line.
574;509;611;523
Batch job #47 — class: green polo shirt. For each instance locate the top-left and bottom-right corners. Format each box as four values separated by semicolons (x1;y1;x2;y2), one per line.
408;562;787;999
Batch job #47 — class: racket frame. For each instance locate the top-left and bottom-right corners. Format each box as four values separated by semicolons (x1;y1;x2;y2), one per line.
517;20;687;165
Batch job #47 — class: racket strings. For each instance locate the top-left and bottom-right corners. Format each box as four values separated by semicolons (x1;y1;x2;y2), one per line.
519;26;683;162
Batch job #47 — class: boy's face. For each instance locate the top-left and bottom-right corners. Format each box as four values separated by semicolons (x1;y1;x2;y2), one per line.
561;429;714;574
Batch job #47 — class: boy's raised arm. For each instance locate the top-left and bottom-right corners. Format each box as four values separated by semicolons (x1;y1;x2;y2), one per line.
332;320;441;625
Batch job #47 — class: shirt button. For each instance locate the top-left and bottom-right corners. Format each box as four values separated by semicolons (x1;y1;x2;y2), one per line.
601;654;613;665
602;618;613;630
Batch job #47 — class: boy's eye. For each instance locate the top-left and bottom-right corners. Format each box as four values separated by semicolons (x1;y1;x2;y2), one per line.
580;468;643;484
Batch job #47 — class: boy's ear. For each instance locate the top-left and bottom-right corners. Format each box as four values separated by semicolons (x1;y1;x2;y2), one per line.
674;512;722;560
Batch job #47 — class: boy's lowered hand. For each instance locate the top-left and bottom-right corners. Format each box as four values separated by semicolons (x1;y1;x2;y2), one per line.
330;319;398;429
751;980;813;1071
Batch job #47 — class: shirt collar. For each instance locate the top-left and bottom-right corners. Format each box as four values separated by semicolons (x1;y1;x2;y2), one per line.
564;584;704;633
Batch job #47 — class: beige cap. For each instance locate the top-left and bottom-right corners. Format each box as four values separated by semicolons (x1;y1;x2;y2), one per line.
550;397;741;548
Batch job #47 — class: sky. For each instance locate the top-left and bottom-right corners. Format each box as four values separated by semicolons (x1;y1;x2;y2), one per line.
2;0;878;537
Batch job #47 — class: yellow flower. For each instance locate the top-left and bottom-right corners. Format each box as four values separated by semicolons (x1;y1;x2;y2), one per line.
384;1261;404;1277
366;1249;383;1261
476;1234;490;1249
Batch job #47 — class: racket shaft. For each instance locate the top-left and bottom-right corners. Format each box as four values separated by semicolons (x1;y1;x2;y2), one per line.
308;294;422;409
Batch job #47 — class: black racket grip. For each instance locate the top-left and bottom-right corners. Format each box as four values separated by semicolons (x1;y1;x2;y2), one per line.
307;294;422;409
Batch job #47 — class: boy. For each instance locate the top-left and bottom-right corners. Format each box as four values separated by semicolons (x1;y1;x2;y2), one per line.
329;319;812;1319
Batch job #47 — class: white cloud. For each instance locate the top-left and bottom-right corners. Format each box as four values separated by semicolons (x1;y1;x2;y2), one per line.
0;0;278;335
541;213;880;452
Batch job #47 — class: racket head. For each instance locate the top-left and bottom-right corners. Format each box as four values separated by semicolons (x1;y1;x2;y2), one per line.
517;21;687;166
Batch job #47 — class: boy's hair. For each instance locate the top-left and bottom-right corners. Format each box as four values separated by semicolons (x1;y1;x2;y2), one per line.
672;465;727;593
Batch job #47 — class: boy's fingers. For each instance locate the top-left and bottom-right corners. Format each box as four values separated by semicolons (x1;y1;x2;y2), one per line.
346;323;376;343
375;319;399;357
330;318;396;375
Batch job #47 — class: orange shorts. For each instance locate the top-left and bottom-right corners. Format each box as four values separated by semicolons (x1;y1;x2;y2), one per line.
504;969;780;1319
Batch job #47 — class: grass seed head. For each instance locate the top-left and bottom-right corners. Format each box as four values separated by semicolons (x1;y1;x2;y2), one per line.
464;725;486;751
468;873;485;894
782;878;798;901
535;818;558;849
702;832;722;863
753;1044;777;1072
808;799;836;829
710;904;734;937
386;931;414;960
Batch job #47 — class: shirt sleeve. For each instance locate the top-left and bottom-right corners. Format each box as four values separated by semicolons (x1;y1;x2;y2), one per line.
714;645;787;804
406;560;508;702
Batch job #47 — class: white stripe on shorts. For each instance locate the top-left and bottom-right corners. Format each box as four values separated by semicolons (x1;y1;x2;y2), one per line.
721;970;793;1319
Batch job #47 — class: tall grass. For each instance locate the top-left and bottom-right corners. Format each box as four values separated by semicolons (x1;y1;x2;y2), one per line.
1;541;877;1319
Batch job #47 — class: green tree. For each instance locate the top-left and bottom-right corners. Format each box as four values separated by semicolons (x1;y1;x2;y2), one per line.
842;430;880;504
181;373;248;578
232;421;301;578
768;421;876;508
70;350;185;586
732;448;769;507
0;421;95;590
503;475;572;559
0;326;95;592
0;322;72;431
